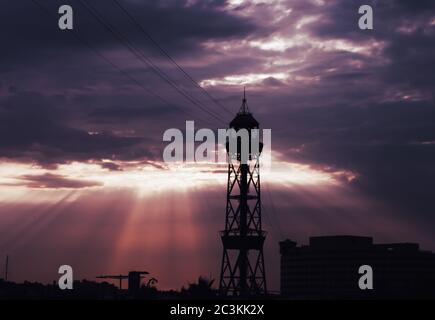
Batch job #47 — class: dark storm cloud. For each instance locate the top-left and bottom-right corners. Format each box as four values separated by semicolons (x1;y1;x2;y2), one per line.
272;98;435;226
0;0;434;228
305;0;435;91
1;0;257;61
265;0;435;218
16;173;102;189
0;91;150;166
87;103;177;122
0;0;261;167
383;31;435;89
99;161;123;171
308;0;434;38
262;77;285;87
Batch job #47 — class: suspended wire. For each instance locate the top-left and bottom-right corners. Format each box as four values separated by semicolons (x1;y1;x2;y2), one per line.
111;0;233;116
77;0;223;123
30;0;217;127
77;0;227;126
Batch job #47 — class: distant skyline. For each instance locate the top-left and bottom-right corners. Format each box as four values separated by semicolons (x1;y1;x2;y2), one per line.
1;0;435;291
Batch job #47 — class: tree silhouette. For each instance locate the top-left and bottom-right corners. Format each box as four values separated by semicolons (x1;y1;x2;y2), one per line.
181;276;217;298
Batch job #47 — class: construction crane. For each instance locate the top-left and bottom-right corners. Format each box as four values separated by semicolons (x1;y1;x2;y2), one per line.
96;274;128;290
96;271;149;293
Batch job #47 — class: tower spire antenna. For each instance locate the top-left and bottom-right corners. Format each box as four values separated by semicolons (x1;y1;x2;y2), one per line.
240;87;249;114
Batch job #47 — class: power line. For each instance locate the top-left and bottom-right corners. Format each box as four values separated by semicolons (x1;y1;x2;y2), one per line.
77;0;227;126
30;0;217;127
111;0;233;116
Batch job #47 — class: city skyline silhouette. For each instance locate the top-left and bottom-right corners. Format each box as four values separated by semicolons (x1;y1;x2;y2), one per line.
1;0;435;298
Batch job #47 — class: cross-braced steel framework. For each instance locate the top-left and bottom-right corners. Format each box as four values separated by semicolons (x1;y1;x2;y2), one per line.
219;151;267;296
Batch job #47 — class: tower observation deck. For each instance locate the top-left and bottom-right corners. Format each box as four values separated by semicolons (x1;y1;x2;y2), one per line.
219;90;267;296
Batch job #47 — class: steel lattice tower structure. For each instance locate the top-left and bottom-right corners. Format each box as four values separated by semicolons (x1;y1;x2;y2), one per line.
219;91;267;296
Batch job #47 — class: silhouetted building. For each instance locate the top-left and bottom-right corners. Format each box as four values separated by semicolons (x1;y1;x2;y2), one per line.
279;236;435;299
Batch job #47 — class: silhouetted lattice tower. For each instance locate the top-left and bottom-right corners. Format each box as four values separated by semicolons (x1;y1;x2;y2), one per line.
219;90;267;296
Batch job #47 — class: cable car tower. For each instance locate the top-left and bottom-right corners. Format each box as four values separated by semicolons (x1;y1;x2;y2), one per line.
219;90;267;296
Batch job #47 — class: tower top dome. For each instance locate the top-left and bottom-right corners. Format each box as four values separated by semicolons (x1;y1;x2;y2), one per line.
229;88;259;130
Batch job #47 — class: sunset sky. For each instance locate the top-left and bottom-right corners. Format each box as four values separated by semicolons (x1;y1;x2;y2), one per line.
1;0;435;291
